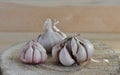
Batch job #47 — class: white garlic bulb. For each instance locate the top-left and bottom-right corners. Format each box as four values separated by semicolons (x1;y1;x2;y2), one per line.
37;18;66;53
52;37;94;66
20;40;47;64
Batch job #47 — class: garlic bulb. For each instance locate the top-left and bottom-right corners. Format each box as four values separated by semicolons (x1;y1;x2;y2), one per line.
37;18;66;53
52;37;94;66
20;40;47;64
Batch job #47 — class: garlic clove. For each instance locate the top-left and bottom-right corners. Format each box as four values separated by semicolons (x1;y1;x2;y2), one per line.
59;45;75;66
40;51;47;63
35;44;48;64
80;38;94;59
24;46;33;63
76;44;87;63
20;48;28;63
36;44;48;62
71;37;78;56
33;48;41;64
52;43;61;61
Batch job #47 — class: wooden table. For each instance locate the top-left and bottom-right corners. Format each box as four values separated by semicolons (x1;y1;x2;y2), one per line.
0;32;120;58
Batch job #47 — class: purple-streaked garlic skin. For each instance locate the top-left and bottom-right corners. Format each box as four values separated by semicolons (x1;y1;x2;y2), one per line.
52;37;94;66
20;40;47;64
37;18;66;53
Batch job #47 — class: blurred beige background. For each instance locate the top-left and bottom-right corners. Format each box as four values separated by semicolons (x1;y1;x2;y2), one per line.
0;0;120;32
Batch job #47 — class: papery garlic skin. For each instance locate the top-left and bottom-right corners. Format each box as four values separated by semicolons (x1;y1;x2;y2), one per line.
76;44;87;63
20;40;47;64
37;18;66;52
52;37;94;66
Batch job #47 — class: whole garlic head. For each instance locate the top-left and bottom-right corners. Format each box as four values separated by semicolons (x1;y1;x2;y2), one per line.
37;18;66;53
20;40;47;64
52;37;94;66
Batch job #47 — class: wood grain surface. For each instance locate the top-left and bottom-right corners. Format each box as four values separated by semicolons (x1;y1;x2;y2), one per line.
1;2;120;32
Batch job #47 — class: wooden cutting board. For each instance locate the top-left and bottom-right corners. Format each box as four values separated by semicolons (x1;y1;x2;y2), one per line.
0;40;120;75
